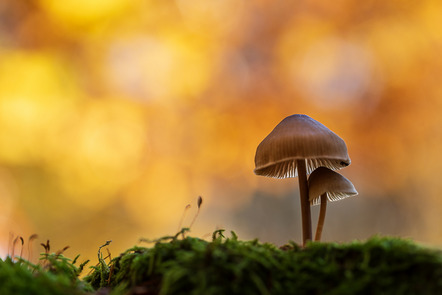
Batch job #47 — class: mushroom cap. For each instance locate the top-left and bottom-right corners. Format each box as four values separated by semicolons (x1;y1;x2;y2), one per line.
308;167;358;206
254;114;350;178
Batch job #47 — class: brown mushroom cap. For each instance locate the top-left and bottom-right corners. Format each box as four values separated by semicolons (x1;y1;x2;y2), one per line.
254;114;350;178
308;167;358;205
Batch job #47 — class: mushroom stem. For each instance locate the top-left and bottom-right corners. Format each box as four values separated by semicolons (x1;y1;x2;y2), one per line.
315;193;327;241
297;159;312;245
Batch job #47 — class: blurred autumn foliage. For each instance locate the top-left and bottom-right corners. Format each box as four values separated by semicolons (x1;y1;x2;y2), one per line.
0;0;442;259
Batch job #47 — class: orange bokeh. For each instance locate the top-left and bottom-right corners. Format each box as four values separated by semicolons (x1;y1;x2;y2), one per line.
1;0;441;260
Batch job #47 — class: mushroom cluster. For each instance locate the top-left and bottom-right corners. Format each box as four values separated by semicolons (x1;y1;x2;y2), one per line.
254;114;357;246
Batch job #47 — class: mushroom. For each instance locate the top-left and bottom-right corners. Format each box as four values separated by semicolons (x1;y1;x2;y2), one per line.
308;167;358;241
254;114;350;245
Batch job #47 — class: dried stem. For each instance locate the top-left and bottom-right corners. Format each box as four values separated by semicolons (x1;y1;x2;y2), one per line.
189;196;203;229
177;204;191;232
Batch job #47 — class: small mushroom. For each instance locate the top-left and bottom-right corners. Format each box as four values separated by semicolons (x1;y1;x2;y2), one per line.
308;167;358;241
254;114;350;245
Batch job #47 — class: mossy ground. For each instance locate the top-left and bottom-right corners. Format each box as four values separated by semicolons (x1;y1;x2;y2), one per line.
0;250;92;295
3;230;442;294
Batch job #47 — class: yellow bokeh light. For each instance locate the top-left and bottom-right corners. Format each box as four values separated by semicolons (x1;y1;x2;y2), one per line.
0;51;79;164
48;99;148;209
418;0;442;42
106;35;212;102
38;0;131;28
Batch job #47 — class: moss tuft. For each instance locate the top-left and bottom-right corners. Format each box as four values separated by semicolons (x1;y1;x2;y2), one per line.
0;252;93;295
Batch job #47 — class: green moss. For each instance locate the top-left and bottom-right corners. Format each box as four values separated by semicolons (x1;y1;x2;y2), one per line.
4;232;442;294
85;232;442;295
0;252;93;295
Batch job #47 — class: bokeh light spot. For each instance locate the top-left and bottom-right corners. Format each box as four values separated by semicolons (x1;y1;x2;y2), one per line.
292;37;379;109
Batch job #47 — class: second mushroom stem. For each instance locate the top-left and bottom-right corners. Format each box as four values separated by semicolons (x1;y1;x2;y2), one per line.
297;159;312;246
315;193;327;241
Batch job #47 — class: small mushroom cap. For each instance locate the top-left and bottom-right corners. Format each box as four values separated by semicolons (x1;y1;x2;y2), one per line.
308;167;358;205
254;114;350;178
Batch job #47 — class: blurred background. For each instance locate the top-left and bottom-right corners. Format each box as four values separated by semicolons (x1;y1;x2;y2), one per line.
1;0;442;262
